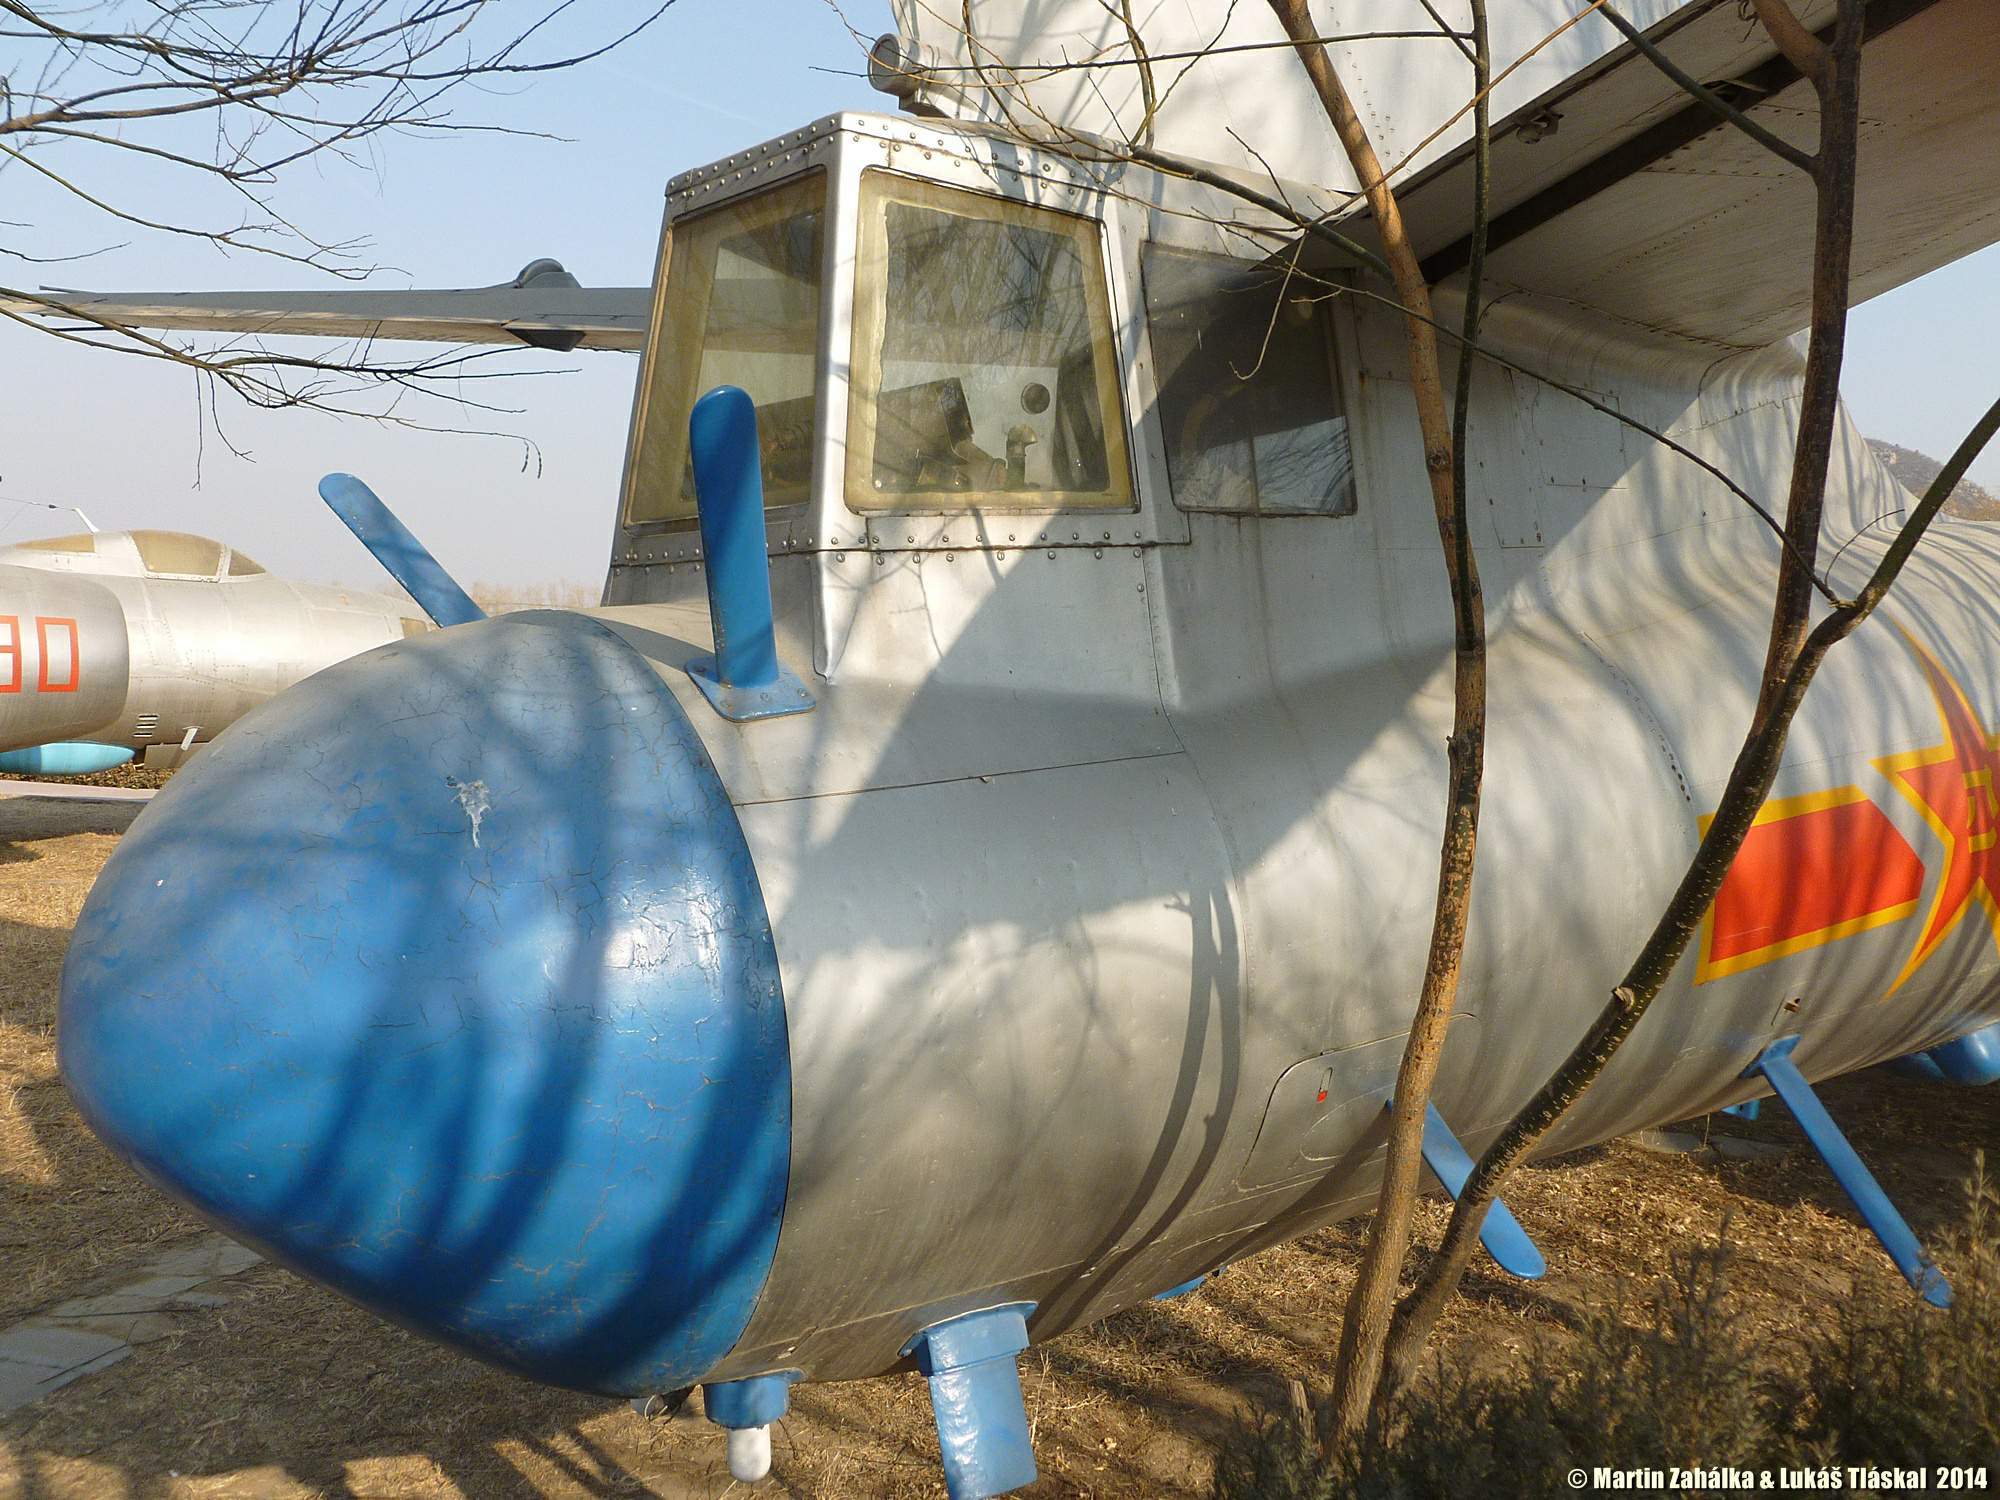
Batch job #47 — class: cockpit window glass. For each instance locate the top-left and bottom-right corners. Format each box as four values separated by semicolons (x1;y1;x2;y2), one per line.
1140;244;1355;517
224;547;265;576
130;530;225;578
624;171;825;527
847;172;1131;513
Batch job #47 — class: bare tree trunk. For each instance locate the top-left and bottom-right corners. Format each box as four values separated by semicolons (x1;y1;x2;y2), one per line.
1262;0;1490;1450
1373;0;1879;1404
1751;3;1862;731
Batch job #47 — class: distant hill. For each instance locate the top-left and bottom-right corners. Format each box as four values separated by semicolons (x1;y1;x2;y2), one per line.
1868;439;2000;520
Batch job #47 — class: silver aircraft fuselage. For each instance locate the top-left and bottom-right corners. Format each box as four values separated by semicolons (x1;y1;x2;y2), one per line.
49;0;2000;1443
578;111;2000;1380
0;529;424;760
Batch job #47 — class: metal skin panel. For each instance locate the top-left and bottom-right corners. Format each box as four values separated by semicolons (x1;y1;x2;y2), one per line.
58;611;792;1395
0;564;129;746
721;751;1240;1380
116;572;415;746
887;0;1684;203
596;547;1177;806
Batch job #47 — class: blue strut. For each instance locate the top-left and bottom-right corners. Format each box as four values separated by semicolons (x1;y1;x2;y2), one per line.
1928;1024;2000;1085
905;1304;1037;1500
684;385;814;722
1890;1023;2000;1087
1403;1101;1547;1280
317;474;485;628
1747;1036;1951;1308
703;1371;797;1429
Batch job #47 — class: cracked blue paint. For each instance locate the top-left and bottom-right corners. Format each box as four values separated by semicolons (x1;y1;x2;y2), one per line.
58;610;791;1396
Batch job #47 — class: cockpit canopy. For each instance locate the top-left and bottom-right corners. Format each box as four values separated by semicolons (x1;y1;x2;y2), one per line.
617;113;1358;546
623;155;1133;528
3;529;265;581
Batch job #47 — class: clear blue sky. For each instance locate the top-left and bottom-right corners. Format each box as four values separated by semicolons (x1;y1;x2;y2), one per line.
0;1;874;590
1;1;1993;589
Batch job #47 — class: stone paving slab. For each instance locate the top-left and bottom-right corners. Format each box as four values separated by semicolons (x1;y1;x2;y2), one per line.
0;778;155;802
0;1233;261;1413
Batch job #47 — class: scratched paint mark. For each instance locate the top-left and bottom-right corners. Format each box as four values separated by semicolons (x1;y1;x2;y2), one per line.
447;777;492;847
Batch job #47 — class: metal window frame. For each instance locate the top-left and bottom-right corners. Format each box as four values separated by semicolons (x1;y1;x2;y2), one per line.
608;111;1233;572
1135;239;1361;520
617;163;832;533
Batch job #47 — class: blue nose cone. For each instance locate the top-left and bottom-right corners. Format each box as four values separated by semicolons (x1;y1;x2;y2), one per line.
59;610;791;1395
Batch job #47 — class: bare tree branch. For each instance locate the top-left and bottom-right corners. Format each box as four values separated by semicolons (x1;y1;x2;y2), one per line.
1;1;674;438
1262;0;1491;1451
1597;1;1817;175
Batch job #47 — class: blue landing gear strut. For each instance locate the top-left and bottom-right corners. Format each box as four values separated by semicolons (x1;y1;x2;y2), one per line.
1394;1100;1547;1280
1889;1022;2000;1087
1744;1036;1952;1308
905;1304;1037;1500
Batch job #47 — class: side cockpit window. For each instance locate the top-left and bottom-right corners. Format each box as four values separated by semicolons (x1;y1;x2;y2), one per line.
130;531;226;579
1141;245;1355;517
624;172;826;527
847;172;1131;512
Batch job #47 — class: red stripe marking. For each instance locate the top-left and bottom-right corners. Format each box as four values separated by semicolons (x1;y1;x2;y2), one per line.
34;616;79;693
1709;798;1923;966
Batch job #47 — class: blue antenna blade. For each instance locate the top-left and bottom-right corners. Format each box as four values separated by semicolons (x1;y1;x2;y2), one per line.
318;473;485;628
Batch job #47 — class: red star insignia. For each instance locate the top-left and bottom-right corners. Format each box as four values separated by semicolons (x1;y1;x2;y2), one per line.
1876;637;2000;994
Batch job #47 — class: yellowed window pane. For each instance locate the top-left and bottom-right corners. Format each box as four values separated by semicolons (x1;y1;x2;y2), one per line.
847;172;1131;513
1141;244;1354;516
225;547;266;576
623;172;826;527
130;531;224;578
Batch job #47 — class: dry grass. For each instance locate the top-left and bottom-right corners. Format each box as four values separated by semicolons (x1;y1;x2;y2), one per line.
0;799;207;1328
2;801;1995;1498
2;764;175;791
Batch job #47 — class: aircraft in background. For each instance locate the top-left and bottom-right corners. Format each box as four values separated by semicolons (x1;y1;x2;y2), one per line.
8;3;2000;1496
0;527;426;775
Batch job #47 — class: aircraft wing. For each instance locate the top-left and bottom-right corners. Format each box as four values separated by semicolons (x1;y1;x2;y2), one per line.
895;0;1998;351
1376;0;2000;349
0;260;650;352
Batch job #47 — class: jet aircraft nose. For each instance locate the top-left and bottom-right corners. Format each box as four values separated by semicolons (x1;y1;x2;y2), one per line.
58;610;791;1395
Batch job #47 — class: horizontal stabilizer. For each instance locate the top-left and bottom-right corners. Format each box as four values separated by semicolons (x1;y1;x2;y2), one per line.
2;258;648;352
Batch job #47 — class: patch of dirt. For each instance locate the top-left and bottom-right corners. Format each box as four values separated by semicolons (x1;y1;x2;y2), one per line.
2;801;1994;1497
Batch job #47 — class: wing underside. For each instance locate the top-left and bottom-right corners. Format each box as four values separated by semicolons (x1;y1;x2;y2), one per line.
1383;0;2000;348
897;0;1998;351
1;267;650;352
